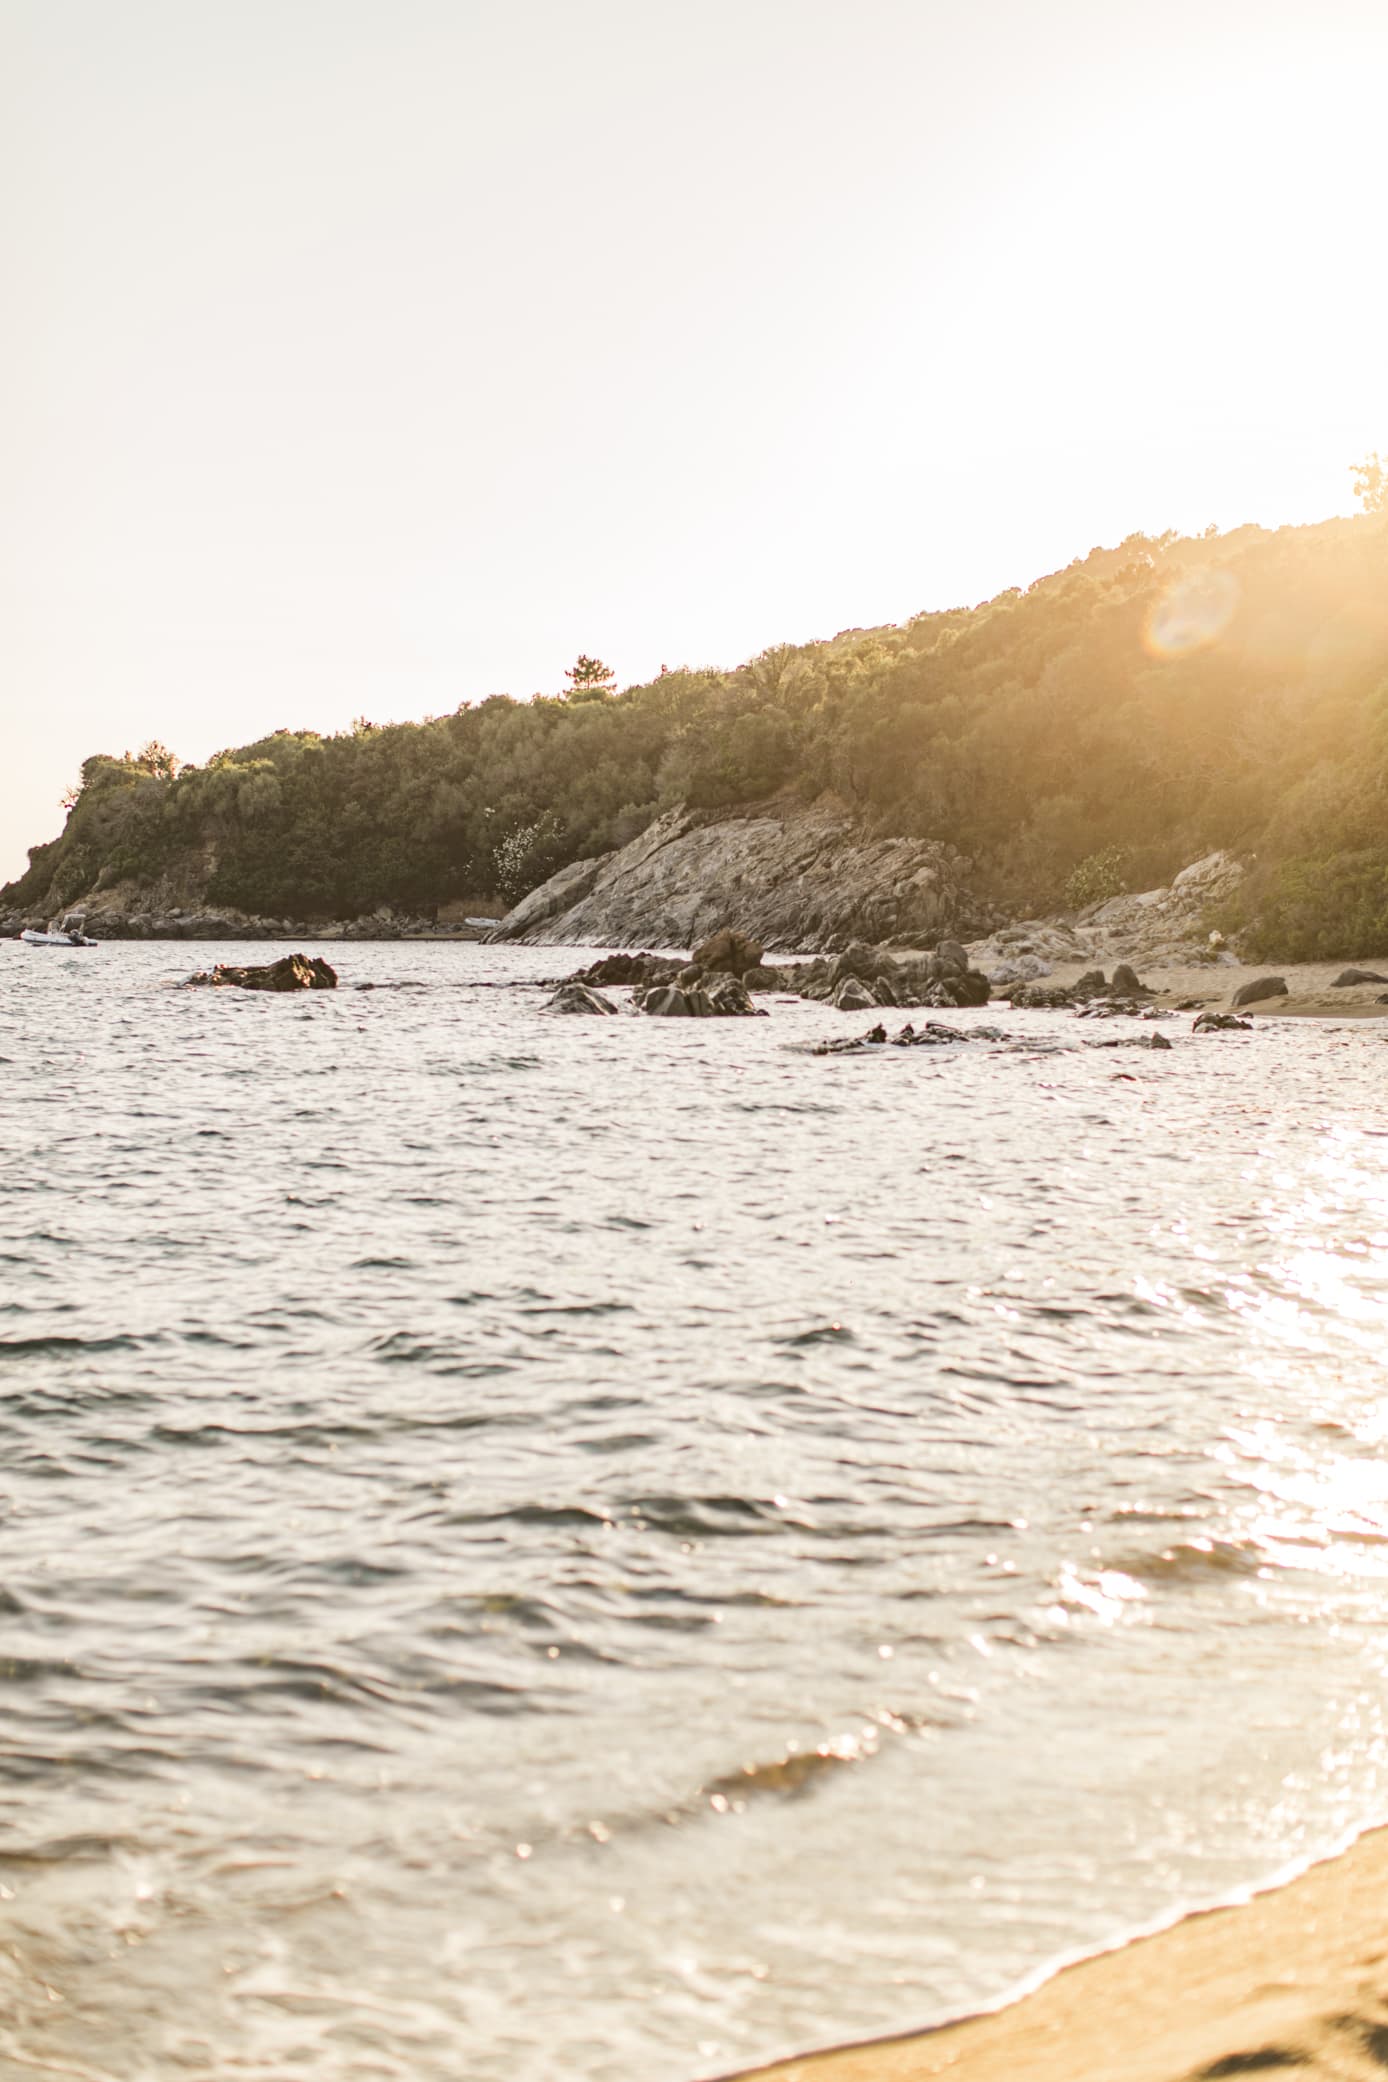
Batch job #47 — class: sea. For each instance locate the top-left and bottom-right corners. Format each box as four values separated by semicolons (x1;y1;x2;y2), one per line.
2;938;1387;2082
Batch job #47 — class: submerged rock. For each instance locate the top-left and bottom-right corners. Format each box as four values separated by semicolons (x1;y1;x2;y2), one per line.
186;954;337;991
811;1019;1005;1055
1194;1011;1253;1032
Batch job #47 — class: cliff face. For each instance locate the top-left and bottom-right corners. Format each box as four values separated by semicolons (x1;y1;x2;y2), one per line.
492;799;985;952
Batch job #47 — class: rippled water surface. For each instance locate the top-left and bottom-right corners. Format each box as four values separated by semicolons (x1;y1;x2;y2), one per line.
3;940;1388;2080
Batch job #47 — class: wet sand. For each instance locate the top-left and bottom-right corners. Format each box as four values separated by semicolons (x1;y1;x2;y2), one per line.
725;1822;1388;2082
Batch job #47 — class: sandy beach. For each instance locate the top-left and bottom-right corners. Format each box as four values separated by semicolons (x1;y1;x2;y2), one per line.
726;1821;1388;2082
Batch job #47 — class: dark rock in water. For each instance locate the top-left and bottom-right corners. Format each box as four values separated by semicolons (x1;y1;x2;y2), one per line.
1075;997;1168;1020
546;982;620;1014
1109;962;1150;996
1332;968;1388;986
634;975;763;1017
811;1018;1005;1055
1089;1031;1173;1049
692;927;764;975
741;964;785;991
1194;1011;1253;1032
1231;975;1288;1008
921;967;990;1009
830;941;881;985
569;951;677;988
637;984;708;1017
703;975;763;1016
186;954;337;991
833;976;879;1012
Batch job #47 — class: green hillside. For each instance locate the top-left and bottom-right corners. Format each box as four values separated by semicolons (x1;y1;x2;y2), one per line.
7;514;1388;957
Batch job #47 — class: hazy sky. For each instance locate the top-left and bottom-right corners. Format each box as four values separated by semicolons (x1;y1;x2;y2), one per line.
3;0;1385;880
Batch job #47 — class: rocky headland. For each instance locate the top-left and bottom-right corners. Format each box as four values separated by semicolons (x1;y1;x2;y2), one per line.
490;799;981;952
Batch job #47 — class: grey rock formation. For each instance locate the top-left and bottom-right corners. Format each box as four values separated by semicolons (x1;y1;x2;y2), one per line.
546;982;620;1014
1231;975;1288;1008
633;975;763;1017
969;850;1247;972
490;801;977;952
1332;968;1388;986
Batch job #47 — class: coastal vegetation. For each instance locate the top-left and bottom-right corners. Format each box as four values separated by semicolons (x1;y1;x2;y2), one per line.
6;512;1387;956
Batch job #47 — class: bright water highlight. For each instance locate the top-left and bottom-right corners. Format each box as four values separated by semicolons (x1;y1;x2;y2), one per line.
2;942;1388;2079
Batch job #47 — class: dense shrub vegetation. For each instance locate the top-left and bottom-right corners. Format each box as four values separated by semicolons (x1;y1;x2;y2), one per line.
7;515;1388;956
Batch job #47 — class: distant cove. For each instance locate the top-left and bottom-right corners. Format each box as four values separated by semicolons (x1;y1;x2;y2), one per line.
5;513;1388;962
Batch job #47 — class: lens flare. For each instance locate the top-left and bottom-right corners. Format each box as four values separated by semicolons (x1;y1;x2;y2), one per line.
1144;569;1239;658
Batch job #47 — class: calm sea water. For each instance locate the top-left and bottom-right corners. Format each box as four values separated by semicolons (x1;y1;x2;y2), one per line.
3;940;1388;2081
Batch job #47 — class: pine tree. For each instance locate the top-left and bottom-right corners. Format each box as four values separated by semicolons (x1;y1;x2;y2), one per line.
563;655;616;702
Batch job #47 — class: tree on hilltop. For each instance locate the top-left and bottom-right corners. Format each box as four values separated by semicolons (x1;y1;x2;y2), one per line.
1352;451;1386;513
563;654;616;702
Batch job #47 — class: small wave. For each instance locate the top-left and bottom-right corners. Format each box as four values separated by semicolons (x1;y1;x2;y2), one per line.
1116;1535;1270;1582
703;1730;879;1806
0;1332;148;1359
776;1323;856;1347
626;1493;789;1539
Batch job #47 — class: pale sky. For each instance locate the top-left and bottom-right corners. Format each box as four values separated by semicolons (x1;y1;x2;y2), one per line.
3;0;1385;880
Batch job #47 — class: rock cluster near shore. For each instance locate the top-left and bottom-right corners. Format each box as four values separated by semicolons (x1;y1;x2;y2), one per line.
550;936;991;1013
968;851;1246;978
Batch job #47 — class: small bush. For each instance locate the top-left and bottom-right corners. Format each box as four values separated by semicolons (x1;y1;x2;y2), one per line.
1240;850;1388;961
1064;847;1130;911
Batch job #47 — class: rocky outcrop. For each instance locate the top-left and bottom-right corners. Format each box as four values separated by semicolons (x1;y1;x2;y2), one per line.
692;928;764;975
634;975;764;1017
969;851;1247;975
490;800;980;953
1231;974;1288;1008
185;954;338;991
770;939;990;1011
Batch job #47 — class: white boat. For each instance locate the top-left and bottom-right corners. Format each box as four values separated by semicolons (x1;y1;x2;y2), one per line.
20;927;98;947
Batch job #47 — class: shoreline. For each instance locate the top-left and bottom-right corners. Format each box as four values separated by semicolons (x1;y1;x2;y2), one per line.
722;1817;1388;2082
1006;956;1388;1021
